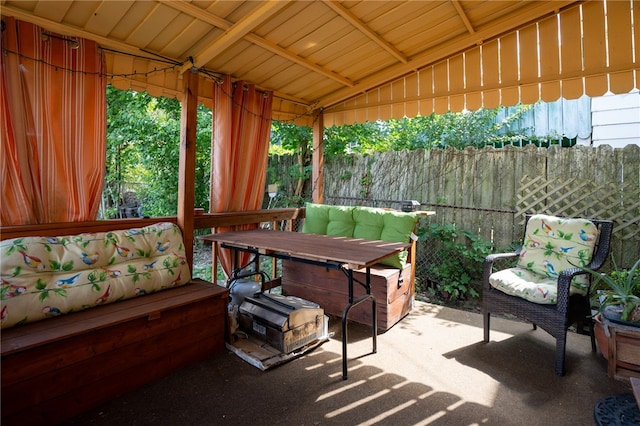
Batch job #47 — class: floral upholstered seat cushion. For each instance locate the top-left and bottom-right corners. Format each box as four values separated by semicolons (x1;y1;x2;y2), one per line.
489;214;599;304
0;222;191;329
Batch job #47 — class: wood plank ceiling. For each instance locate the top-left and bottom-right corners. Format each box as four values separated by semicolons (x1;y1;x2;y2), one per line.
2;1;638;126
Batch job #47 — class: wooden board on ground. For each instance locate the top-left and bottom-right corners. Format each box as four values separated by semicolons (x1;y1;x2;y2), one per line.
226;316;332;370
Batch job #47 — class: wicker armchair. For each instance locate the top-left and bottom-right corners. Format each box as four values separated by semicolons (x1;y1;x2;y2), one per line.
482;214;613;376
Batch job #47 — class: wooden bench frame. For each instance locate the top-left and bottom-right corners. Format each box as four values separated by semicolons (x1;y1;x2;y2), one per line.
1;219;230;426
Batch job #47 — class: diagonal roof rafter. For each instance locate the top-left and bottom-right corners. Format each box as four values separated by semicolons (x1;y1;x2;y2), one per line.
163;0;355;87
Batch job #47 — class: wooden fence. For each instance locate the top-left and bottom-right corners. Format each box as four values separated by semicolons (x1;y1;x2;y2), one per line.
274;144;640;269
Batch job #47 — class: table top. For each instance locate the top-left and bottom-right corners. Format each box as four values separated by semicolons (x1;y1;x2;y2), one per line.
200;229;411;269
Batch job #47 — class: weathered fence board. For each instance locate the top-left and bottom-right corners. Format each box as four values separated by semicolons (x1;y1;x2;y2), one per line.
271;144;640;270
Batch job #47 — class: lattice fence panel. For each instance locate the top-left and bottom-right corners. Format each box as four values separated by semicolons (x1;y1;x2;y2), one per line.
516;175;640;267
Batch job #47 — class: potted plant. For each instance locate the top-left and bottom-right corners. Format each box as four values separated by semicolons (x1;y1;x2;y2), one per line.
590;258;640;324
585;258;640;381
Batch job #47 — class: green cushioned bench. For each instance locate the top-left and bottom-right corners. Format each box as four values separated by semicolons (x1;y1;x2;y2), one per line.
281;203;426;331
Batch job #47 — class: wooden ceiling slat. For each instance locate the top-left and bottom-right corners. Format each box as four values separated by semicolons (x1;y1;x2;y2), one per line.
582;1;607;74
465;92;482;111
83;1;134;37
499;32;518;87
561;77;584;99
419;98;434;117
449;54;464;93
464;47;481;93
520;83;540;105
518;23;538;85
606;0;634;69
540;81;561;103
434;96;449;114
433;61;449;97
481;40;499;90
609;71;635;96
537;15;559;89
584;75;609;98
559;6;582;77
4;0;637;121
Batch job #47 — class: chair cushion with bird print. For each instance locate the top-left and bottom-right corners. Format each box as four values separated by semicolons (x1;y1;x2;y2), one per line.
488;214;599;304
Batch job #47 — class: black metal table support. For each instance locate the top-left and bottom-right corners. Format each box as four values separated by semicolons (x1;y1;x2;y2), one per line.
341;267;377;380
221;243;377;380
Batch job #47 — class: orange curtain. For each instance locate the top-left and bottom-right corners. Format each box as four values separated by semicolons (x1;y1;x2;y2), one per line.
211;75;273;276
1;17;106;225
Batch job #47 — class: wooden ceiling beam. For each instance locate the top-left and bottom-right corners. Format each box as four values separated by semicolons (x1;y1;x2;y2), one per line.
1;5;158;60
179;0;289;74
319;0;579;109
323;0;408;64
451;0;475;35
164;0;355;87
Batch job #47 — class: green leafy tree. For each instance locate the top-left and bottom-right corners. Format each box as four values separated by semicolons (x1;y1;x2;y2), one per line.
269;121;313;206
105;85;211;217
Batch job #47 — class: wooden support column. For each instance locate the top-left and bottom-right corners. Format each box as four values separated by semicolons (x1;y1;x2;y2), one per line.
177;68;199;271
312;109;324;204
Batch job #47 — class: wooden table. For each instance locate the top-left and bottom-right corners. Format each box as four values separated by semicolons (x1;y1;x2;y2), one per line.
200;229;411;379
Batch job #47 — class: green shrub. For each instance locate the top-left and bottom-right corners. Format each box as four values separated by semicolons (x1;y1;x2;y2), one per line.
417;223;494;301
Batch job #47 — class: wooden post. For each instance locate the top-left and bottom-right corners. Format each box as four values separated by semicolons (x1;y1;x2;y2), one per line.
312;109;324;204
177;68;199;272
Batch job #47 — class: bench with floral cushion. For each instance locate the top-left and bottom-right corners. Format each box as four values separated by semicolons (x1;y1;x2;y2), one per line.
281;203;423;331
0;222;228;425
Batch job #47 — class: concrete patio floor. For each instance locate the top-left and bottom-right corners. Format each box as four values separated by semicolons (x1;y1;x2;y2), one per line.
64;300;633;426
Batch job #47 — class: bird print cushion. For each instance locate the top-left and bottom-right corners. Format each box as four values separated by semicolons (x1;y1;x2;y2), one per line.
0;222;191;329
489;214;599;304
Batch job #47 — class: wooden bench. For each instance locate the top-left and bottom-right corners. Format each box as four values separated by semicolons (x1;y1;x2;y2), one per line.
282;261;413;331
280;204;433;331
1;221;229;425
1;278;227;426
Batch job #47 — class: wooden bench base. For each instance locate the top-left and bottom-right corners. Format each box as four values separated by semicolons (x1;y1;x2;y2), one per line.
281;261;414;331
1;279;228;426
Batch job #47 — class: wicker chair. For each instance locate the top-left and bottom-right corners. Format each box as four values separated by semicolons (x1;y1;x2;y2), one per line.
482;214;613;376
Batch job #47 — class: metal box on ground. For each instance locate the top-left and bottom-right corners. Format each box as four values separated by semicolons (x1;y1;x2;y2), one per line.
238;293;325;354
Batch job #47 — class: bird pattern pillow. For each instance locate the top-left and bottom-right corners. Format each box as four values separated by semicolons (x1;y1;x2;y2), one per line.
0;222;191;329
489;214;599;304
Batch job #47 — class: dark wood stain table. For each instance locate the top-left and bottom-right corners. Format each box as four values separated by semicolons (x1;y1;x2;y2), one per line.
200;229;411;379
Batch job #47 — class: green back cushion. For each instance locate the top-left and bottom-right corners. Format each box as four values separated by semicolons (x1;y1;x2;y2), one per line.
302;203;355;237
352;207;419;268
326;205;355;236
353;207;385;240
379;210;419;268
302;203;331;234
303;204;418;269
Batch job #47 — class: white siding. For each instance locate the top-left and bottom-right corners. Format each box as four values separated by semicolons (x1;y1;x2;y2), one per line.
591;92;640;148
